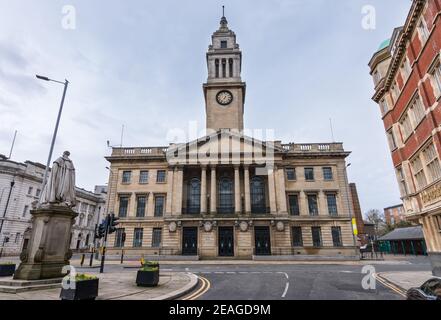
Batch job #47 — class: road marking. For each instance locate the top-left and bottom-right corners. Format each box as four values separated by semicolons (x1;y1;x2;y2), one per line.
282;282;290;298
239;271;249;274
278;272;289;280
226;272;236;274
183;276;211;300
185;267;189;271
251;271;261;274
214;271;224;274
373;273;406;298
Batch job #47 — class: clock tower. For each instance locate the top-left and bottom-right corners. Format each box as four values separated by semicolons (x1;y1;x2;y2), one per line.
203;11;246;132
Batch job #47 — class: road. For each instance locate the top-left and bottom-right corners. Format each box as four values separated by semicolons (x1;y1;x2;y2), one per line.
75;256;431;300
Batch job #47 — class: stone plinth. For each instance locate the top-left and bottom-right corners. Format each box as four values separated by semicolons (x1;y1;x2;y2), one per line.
13;206;77;280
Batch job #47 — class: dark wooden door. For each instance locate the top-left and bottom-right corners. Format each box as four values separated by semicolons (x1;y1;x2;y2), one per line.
182;227;198;255
218;227;234;257
254;226;271;255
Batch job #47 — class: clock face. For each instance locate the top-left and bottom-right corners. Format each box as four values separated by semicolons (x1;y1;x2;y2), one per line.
216;90;233;106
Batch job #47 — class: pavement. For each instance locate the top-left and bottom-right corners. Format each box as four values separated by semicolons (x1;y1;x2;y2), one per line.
0;270;198;300
376;271;434;292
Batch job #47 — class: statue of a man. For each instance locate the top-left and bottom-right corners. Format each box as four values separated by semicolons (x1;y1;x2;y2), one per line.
39;151;76;208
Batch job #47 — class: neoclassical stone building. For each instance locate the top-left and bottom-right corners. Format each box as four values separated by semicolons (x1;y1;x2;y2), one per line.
105;14;357;259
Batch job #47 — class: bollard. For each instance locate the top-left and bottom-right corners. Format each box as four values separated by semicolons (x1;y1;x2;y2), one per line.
120;249;124;264
80;253;85;266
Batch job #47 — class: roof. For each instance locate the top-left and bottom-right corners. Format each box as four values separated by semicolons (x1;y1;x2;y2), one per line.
378;38;390;51
378;226;424;241
384;204;404;210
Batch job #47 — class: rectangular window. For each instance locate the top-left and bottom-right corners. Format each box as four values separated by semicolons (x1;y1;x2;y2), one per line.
387;129;397;150
288;195;300;216
397;167;408;196
136;196;147;217
133;228;143;247
307;194;318;216
152;228;162;247
286;168;296;181
114;228;125;247
139;170;149;184
220;40;227;48
423;143;441;183
311;227;322;247
154;195;165;217
118;196;129;217
411;95;425;125
331;226;343;247
122;171;132;184
22;205;29;217
411;156;427;190
401;57;411;80
391;82;399;103
15;233;20;244
156;170;166;183
327;194;338;216
36;189;41;197
400;113;413;141
304;168;314;181
322;167;333;180
292;227;303;247
28;187;33;195
418;19;429;43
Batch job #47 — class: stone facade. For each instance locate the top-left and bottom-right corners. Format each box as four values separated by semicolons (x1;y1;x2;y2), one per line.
369;0;441;275
0;155;106;256
104;14;357;260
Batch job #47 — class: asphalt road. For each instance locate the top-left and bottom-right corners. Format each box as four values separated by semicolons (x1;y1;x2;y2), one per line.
75;257;431;300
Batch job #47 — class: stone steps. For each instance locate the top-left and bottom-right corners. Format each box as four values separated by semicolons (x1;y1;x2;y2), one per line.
0;277;62;293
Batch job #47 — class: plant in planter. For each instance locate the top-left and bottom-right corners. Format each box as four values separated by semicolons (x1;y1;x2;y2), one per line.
136;261;159;287
60;273;99;300
0;262;16;277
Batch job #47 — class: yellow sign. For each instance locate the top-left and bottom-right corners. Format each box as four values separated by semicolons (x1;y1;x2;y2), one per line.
352;218;358;236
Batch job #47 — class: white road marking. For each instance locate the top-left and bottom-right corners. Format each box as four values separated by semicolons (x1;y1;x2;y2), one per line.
238;272;249;274
278;272;289;279
282;282;290;298
214;271;224;274
185;267;189;271
226;272;236;274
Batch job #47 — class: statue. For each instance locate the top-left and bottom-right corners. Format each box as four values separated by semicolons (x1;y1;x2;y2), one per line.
39;151;76;208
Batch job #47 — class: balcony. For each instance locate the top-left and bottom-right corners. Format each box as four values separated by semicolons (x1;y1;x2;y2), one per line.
110;147;169;157
281;143;345;153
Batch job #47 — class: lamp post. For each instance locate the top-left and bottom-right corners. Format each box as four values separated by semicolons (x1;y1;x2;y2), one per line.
36;75;69;193
0;178;15;258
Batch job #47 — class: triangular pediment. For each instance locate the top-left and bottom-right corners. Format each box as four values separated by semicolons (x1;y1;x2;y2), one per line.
166;130;284;165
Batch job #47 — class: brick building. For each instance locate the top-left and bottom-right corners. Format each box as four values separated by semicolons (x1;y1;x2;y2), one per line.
384;204;406;225
369;0;441;275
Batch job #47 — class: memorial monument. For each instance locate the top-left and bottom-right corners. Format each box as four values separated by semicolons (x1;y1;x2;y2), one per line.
14;151;78;280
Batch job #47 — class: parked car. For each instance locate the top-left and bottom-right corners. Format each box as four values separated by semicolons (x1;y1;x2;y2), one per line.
407;277;441;300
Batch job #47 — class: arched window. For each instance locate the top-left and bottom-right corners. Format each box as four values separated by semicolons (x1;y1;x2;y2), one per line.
187;178;201;214
251;176;266;213
215;59;219;78
229;58;233;77
218;177;233;213
222;59;227;77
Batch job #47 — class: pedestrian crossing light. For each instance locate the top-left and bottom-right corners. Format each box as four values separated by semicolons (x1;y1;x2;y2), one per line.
96;219;107;239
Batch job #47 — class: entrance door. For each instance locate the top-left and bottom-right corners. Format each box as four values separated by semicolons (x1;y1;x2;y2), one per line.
218;227;234;257
182;227;198;255
254;226;271;255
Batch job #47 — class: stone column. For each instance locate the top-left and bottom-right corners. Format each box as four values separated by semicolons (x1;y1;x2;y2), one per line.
210;166;217;214
319;191;328;216
165;168;174;216
201;166;207;214
175;167;184;215
276;167;288;214
268;168;277;214
244;166;251;213
300;191;308;216
147;192;155;217
234;166;241;214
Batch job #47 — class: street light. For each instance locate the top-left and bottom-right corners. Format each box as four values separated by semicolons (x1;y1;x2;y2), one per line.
36;75;69;194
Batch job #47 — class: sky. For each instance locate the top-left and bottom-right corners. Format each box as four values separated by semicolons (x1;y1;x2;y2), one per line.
0;0;411;213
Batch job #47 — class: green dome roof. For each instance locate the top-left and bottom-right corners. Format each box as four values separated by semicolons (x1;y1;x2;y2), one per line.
378;38;391;51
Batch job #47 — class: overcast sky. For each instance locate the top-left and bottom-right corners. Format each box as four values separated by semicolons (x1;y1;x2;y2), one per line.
0;0;411;214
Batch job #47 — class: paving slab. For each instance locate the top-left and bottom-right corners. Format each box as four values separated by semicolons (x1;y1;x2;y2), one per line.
377;271;433;291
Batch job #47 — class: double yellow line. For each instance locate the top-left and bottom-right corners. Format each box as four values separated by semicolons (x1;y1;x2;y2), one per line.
182;276;211;300
373;273;407;298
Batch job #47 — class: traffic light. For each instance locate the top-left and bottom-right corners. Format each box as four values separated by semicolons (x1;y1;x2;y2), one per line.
96;219;107;239
108;213;120;234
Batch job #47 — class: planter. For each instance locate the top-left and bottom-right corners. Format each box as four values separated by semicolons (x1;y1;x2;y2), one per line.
136;269;159;287
60;278;99;300
0;264;16;277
